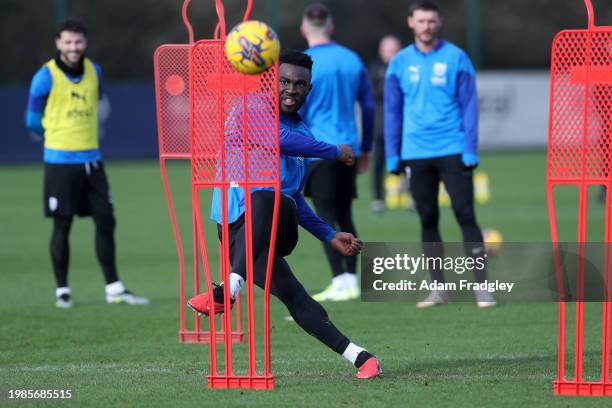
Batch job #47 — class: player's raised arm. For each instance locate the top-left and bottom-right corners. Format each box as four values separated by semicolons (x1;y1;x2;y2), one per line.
279;126;339;159
279;122;355;165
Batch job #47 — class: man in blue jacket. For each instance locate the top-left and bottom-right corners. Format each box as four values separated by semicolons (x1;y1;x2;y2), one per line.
385;1;495;308
300;3;375;302
188;50;381;379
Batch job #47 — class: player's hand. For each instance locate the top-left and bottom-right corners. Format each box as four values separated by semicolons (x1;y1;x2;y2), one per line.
337;144;355;166
357;152;372;174
329;232;363;256
462;153;479;169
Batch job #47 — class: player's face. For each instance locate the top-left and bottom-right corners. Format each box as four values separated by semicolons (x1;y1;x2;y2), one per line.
408;10;442;46
279;63;312;115
56;30;87;67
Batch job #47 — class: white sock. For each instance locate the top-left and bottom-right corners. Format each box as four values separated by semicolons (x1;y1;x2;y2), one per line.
342;342;365;365
342;272;358;289
332;275;345;290
56;287;71;297
228;273;244;300
105;281;126;296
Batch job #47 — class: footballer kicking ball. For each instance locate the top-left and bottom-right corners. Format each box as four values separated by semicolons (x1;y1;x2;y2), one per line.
225;20;280;75
482;228;503;256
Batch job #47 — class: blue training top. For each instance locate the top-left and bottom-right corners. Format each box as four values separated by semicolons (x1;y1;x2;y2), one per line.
25;61;104;164
301;41;375;157
210;113;340;242
384;40;478;171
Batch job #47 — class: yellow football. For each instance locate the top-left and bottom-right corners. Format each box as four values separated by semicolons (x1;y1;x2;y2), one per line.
482;228;503;256
225;20;280;75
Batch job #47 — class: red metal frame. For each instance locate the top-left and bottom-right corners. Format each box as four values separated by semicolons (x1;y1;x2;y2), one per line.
547;0;612;396
188;2;279;385
190;47;280;389
156;0;278;389
153;0;245;345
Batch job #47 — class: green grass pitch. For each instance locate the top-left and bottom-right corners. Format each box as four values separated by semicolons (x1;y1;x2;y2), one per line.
0;150;610;407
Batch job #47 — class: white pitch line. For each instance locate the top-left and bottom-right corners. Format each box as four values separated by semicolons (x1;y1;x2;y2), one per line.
0;364;174;374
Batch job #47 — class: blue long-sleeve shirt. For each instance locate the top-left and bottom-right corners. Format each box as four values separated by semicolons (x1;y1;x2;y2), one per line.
384;40;479;171
210;113;340;242
301;42;375;156
25;60;103;163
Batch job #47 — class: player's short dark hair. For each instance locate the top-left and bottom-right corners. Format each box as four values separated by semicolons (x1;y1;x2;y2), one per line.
56;17;87;38
303;3;332;27
409;0;441;16
279;50;313;71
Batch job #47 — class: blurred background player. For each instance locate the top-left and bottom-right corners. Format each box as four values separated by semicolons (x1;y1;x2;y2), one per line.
300;3;375;302
369;35;402;215
384;1;495;308
188;51;381;379
25;17;149;308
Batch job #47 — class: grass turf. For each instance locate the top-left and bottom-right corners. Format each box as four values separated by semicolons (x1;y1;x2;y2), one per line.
0;150;610;407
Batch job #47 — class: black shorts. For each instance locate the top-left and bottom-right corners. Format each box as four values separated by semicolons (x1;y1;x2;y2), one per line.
304;160;357;200
43;162;114;218
218;191;299;259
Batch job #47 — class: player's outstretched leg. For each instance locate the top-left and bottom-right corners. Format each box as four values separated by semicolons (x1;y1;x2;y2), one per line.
189;253;382;379
188;191;381;378
263;255;381;379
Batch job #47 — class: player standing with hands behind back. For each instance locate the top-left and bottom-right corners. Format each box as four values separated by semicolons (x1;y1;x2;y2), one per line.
384;1;495;308
300;3;375;302
25;18;149;308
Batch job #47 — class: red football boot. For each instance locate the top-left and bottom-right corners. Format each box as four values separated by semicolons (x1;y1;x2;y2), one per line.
355;357;382;379
187;291;231;316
